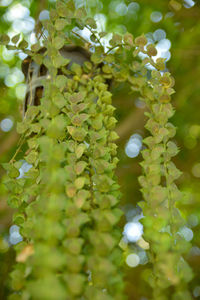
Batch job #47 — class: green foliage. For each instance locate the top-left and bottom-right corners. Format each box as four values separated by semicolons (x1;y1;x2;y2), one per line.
137;56;193;298
0;0;197;300
3;2;128;299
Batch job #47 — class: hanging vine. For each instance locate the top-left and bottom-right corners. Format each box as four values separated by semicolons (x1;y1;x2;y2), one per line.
1;0;193;299
133;38;193;300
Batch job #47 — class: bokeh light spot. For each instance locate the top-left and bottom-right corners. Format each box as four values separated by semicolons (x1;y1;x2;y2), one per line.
125;133;142;158
153;29;166;41
12;17;35;34
193;286;200;298
115;2;128;16
0;118;13;132
17;161;33;179
150;11;163;23
192;163;200;178
9;225;23;245
128;2;140;12
123;221;143;242
178;226;193;242
0;0;13;6
39;10;50;21
184;0;195;8
5;3;29;21
126;253;140;267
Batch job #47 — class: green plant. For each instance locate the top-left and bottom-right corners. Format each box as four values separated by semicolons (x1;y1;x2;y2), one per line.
1;0;193;299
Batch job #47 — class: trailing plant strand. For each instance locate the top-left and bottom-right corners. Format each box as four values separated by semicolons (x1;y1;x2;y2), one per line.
1;1;193;299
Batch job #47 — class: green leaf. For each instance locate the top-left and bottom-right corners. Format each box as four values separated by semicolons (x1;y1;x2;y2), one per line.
26;151;38;164
166;141;179;157
49;8;58;21
18;39;28;49
30;123;42;134
65;274;85;296
47;115;67;139
55;18;69;30
68;92;86;103
91;115;103;130
86;17;97;29
0;34;10;45
6;45;17;50
55;75;68;90
27;275;67;300
104;208;123;226
101;91;112;104
71;114;89;126
52;91;66;108
8;166;20;178
66;184;76;198
63;238;84;255
124;33;134;46
143;136;155;149
93;175;114;193
11;34;20;44
83;61;92;71
99;32;107;38
154;127;169;143
71;103;87;114
67;126;87;142
26;106;40;120
70;63;82;76
155;58;165;71
56;0;75;17
90;158;109;174
66;140;75;152
108;131;119;141
135;35;147;46
13;213;25;225
91;53;103;64
106;117;117;130
151;145;165;160
167;162;182;182
75;143;86;159
31;42;41;52
166;122;176;138
74;161;87;175
110;33;122;46
33;54;43;65
75;7;87;18
149;186;168;206
169;183;182;203
7;196;21;208
74;177;86;189
53;36;65;49
102;64;112;74
74;190;90;208
53;54;70;68
146;44;157;56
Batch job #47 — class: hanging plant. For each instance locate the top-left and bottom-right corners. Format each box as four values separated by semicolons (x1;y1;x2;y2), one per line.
1;0;193;299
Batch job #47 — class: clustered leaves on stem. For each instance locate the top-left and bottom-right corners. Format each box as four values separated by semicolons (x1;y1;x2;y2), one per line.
136;44;193;300
1;0;193;299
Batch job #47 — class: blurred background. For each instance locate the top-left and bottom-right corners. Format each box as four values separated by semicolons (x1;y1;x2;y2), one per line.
0;0;200;299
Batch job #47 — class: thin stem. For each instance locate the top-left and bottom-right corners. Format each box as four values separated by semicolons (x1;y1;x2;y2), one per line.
71;30;92;46
105;45;120;55
85;25;103;47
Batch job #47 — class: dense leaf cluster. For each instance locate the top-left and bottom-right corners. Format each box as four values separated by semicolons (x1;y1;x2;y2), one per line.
1;0;193;299
138;70;193;299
